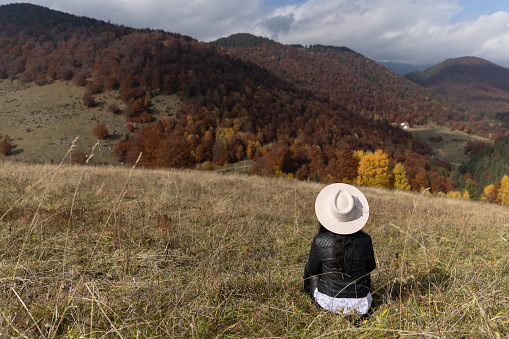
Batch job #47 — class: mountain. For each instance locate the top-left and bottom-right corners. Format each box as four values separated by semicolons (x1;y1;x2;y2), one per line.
405;57;509;124
212;33;277;48
212;34;463;127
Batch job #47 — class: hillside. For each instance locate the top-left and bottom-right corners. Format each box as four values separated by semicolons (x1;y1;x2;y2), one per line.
0;4;436;185
405;57;509;137
1;161;509;337
460;135;509;194
213;34;464;126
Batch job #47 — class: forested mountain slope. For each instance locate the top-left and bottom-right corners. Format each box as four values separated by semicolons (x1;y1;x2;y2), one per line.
213;34;463;127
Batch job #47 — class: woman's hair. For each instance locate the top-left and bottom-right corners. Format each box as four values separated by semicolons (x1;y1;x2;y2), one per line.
319;224;359;274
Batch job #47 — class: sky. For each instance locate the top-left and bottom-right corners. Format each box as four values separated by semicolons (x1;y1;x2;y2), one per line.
2;0;509;67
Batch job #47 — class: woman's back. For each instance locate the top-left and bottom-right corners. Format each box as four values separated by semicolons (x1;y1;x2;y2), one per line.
305;230;375;298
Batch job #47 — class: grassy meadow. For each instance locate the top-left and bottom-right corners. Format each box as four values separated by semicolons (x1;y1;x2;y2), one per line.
1;152;509;338
409;126;489;168
0;79;182;165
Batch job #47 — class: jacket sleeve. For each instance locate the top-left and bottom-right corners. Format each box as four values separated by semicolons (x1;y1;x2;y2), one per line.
303;237;321;294
366;237;376;272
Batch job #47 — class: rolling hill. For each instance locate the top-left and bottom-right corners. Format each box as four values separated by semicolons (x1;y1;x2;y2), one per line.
405;56;509;137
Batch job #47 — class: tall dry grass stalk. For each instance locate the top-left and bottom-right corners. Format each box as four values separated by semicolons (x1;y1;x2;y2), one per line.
0;153;509;337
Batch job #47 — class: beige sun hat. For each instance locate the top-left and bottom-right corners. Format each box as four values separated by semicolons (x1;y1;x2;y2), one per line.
315;183;369;235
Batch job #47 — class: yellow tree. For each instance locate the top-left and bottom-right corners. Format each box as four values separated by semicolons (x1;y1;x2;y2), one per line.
356;149;391;188
392;162;411;190
481;184;497;203
446;190;462;199
497;175;509;206
462;190;470;200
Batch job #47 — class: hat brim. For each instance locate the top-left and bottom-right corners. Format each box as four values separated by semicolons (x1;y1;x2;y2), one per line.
315;183;369;235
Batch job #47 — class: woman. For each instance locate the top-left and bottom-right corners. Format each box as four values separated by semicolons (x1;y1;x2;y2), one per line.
304;183;376;315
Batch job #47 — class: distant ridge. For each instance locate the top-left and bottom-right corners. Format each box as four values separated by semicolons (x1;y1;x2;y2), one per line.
0;3;112;29
214;34;358;54
213;33;277;48
405;56;509;115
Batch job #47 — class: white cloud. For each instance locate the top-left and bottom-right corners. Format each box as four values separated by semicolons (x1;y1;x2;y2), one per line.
252;0;462;63
250;0;509;66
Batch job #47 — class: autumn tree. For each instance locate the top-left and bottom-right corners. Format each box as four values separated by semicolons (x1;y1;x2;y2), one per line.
70;149;89;165
392;162;410;190
212;138;228;165
462;189;470;200
92;124;109;140
83;92;96;107
497;175;509;206
154;132;195;168
412;170;430;191
481;184;497;203
72;72;88;86
446;190;462;199
323;146;359;183
0;141;12;156
356;149;391;188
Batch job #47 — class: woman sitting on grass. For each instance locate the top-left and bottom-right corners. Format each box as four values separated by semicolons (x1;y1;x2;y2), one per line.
304;183;376;315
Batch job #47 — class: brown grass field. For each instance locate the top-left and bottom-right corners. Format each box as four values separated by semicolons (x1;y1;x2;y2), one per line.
1;143;509;338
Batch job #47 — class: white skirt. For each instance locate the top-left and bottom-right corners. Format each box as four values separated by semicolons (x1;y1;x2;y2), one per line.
314;288;372;315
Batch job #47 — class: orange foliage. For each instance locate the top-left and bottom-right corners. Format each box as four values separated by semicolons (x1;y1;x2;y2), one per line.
92;124;109;140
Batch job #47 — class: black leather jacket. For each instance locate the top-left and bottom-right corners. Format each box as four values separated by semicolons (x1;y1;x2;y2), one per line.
304;230;376;298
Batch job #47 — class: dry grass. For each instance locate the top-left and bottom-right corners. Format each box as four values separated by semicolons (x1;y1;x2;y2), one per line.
1;145;509;337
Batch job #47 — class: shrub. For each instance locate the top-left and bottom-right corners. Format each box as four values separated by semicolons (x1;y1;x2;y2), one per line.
71;72;88;86
108;103;119;114
92;124;109;140
0;141;12;155
82;92;96;107
202;161;214;171
70;149;89;165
